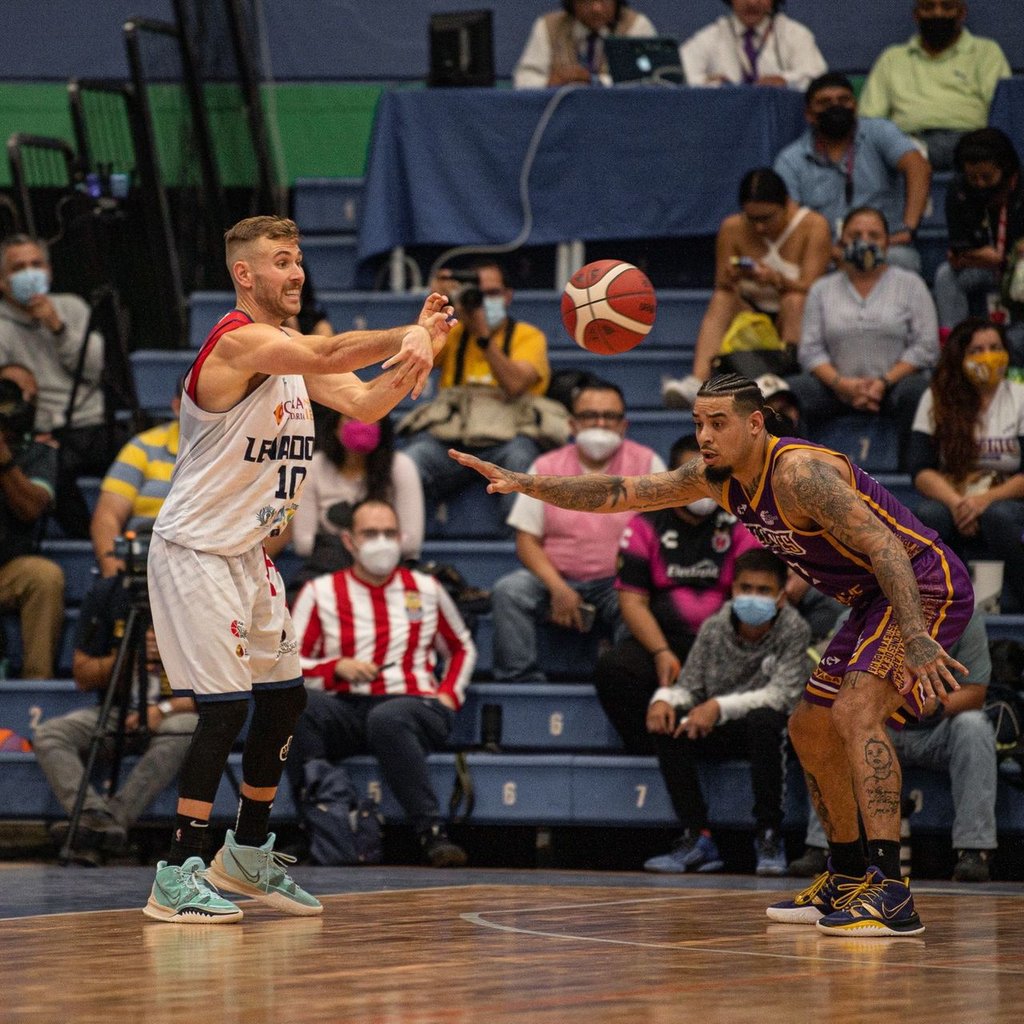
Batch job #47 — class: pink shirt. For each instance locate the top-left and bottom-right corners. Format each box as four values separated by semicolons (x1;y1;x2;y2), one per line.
506;438;664;581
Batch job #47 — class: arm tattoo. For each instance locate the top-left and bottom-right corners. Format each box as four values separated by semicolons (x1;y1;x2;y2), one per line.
519;461;706;514
774;455;928;642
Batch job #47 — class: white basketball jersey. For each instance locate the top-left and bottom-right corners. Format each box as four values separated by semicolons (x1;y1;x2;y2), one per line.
154;310;316;556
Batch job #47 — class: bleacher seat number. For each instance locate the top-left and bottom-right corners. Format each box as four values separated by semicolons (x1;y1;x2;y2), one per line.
635;784;647;809
548;712;564;736
367;780;382;803
502;781;517;806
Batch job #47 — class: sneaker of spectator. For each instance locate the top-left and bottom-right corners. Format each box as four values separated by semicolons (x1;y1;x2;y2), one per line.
952;848;991;882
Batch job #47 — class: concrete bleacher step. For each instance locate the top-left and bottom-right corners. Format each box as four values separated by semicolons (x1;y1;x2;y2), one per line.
186;288;708;354
293;176;364;235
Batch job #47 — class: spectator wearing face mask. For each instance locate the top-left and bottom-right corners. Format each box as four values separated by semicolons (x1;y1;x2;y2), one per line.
265;410;424;591
398;259;553;525
287;498;476;867
785;206;939;462
593;434;760;754
774;73;931;274
488;381;664;683
857;0;1010;172
933;129;1024;353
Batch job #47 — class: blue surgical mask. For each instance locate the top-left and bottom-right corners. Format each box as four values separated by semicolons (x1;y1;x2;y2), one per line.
8;267;49;305
842;239;886;272
732;594;779;627
482;294;506;330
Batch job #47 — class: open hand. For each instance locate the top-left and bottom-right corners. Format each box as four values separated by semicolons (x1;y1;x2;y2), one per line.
448;449;523;494
900;633;966;704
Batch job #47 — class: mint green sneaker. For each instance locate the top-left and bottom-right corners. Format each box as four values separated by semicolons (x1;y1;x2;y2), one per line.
143;857;243;924
205;830;322;916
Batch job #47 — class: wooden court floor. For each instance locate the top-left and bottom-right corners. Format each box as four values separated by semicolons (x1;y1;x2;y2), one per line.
2;868;1023;1024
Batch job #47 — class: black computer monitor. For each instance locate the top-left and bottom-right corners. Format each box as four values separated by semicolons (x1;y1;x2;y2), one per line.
428;10;495;87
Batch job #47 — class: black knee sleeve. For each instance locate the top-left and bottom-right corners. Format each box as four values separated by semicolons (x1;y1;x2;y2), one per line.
242;684;308;787
178;697;250;804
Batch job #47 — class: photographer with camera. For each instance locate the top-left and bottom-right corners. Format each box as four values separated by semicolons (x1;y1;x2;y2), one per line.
398;260;562;524
0;365;64;678
34;559;197;864
0;235;122;538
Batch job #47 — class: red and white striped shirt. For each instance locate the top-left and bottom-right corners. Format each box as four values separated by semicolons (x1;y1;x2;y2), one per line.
291;566;476;708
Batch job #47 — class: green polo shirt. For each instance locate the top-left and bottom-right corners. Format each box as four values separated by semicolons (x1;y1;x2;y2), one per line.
858;29;1010;135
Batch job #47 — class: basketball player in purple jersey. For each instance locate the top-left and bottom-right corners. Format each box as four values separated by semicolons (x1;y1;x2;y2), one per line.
142;216;456;923
451;372;973;936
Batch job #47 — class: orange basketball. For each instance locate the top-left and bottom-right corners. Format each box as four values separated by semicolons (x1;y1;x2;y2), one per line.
560;259;657;354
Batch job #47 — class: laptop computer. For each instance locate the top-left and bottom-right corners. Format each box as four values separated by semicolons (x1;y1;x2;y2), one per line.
604;36;684;86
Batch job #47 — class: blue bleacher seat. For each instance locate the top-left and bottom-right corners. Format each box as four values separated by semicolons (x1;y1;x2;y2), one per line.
419;539;517;590
129;350;195;415
815;413;900;473
471;616;602;679
301;234;359;291
2;609;79;677
424;484;507;540
874;473;916;510
40;540;97;606
293;176;364;235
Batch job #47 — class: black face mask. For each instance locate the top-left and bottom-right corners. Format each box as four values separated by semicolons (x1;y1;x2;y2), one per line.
816;105;856;141
967;182;1004;206
918;16;959;50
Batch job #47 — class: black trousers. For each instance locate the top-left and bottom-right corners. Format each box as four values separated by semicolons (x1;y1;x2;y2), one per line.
593;634;696;754
653;705;789;833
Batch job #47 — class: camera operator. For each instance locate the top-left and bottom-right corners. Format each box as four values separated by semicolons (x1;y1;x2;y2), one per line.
0;235;122;539
399;260;562;524
34;553;197;864
0;367;64;678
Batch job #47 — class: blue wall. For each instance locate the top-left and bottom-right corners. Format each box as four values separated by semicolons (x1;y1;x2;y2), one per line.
3;0;1024;82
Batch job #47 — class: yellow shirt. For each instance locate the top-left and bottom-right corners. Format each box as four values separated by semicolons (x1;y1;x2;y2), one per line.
437;319;550;396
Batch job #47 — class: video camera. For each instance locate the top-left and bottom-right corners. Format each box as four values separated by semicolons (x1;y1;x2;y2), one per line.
0;379;36;442
437;268;484;313
113;530;151;600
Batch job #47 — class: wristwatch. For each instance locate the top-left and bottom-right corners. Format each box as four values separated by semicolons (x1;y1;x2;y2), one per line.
157;700;174;716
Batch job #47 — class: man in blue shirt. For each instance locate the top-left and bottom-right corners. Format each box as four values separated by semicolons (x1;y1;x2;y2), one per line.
774;72;931;273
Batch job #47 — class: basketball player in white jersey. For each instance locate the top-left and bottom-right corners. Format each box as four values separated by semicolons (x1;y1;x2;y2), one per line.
143;215;456;923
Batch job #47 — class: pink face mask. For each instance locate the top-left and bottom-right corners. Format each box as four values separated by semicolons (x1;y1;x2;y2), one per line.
340;420;382;454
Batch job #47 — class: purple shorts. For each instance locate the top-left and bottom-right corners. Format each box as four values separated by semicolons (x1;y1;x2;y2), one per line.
804;544;975;728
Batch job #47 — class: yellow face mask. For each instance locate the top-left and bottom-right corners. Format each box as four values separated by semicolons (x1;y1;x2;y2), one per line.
963;349;1009;387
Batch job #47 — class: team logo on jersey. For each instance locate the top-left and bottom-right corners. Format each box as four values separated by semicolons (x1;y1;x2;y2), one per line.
273;395;314;425
759;510;778;526
711;529;732;554
230;620;248;640
746;523;807;556
736;504;748;516
277;638;298;656
257;505;277;525
235;644;246;658
405;591;424;622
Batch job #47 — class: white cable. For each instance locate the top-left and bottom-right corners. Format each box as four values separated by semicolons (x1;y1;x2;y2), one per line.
426;82;586;286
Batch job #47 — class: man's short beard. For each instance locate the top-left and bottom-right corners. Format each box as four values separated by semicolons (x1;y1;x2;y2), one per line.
704;463;733;484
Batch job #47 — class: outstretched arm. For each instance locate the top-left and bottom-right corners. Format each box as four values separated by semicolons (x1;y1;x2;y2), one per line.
448;451;714;513
773;452;966;701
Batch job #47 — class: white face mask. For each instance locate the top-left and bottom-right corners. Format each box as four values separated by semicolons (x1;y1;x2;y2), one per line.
575;427;623;463
685;498;717;517
356;535;401;578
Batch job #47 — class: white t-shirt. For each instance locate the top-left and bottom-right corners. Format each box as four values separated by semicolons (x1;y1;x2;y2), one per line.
912;380;1024;476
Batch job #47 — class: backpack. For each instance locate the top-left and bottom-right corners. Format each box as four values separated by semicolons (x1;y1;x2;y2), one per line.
301;759;383;866
985;639;1024;758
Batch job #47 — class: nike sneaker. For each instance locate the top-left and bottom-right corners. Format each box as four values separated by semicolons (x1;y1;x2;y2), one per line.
206;830;322;916
765;860;868;924
816;867;925;936
143;857;243;924
644;830;724;873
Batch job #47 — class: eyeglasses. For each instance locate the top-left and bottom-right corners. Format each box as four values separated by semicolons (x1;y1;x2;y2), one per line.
573;410;625;425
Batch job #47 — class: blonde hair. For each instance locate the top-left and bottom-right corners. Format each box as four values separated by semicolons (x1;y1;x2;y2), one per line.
224;215;299;267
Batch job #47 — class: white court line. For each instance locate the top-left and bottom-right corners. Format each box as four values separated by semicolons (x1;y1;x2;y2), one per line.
461;891;1024;976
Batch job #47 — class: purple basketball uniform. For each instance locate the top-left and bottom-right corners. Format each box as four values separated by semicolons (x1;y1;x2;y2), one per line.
718;437;975;725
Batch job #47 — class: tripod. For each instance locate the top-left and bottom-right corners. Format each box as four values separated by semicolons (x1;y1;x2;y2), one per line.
59;573;153;866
